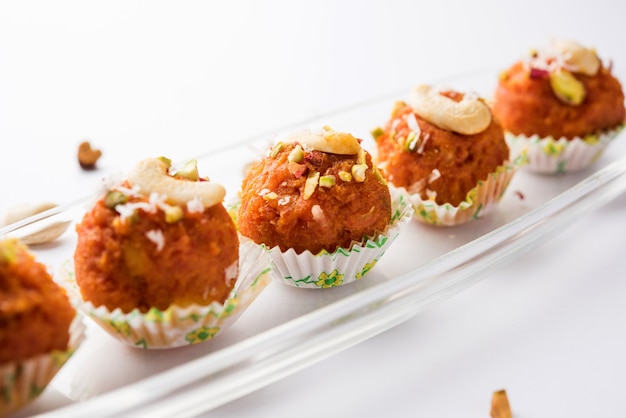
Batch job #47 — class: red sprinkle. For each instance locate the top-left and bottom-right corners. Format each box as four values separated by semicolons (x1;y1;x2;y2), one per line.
529;67;549;79
514;190;525;200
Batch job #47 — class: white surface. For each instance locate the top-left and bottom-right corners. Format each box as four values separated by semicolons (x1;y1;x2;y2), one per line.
1;1;626;417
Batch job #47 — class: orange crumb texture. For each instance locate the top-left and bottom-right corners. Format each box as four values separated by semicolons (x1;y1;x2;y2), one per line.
238;143;391;255
0;239;75;364
493;61;625;139
73;184;239;313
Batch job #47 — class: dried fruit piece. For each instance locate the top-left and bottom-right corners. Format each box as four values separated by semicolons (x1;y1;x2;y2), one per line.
319;175;336;188
303;171;320;199
127;158;225;207
553;38;600;76
351;164;367;182
284;128;361;155
549;70;586;105
409;84;492;135
404;131;419;152
338;171;352;182
288;145;304;163
104;190;129;209
270;141;285;158
490;389;512;418
172;159;200;181
371;126;384;141
77;141;102;170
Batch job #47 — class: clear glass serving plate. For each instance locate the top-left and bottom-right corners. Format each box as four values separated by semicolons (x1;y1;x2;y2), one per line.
3;68;626;418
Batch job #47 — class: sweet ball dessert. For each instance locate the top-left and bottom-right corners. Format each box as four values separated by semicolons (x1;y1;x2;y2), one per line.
374;84;519;226
68;157;270;348
492;39;625;173
1;238;81;415
237;126;411;288
74;157;239;313
238;127;391;255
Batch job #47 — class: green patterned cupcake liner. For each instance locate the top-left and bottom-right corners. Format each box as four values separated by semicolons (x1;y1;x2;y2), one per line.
58;239;271;349
0;316;85;416
405;155;525;226
505;124;624;174
266;186;414;289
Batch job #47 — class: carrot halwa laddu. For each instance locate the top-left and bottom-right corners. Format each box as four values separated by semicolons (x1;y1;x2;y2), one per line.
0;238;75;364
237;127;391;255
374;85;509;207
74;157;239;313
493;39;625;140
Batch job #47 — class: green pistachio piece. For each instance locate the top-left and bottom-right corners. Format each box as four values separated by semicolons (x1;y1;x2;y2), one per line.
319;175;336;187
104;190;129;209
549;70;586;105
270;141;285;158
303;171;320;199
404;131;418;152
157;156;172;169
373;166;387;185
288;144;304;163
174;159;200;181
338;171;352;182
371;127;385;141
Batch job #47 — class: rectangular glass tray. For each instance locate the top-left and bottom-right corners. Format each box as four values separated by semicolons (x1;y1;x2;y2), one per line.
4;68;626;418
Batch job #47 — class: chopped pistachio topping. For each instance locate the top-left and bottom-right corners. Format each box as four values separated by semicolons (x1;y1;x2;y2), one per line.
270;141;285;158
404;131;419;152
319;175;336;187
549;69;586;105
303;171;320;199
173;159;200;181
373;166;387;185
338;171;352;182
352;164;367;182
288;144;304;163
157;156;172;169
371;127;385;141
105;190;129;209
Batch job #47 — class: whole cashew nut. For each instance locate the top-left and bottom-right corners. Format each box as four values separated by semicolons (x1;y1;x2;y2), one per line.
282;127;361;155
128;158;226;207
552;39;600;76
408;85;492;135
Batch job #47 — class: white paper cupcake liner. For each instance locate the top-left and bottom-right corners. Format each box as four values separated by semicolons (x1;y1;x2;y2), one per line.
405;156;524;226
266;186;413;288
505;124;624;174
57;239;271;349
0;316;85;416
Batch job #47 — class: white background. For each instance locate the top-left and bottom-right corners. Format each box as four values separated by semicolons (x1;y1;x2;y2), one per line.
1;1;626;417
